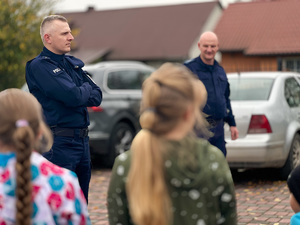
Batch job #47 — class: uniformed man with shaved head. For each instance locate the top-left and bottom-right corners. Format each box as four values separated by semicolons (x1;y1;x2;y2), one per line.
184;31;238;156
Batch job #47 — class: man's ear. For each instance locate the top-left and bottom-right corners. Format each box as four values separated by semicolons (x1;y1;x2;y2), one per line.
44;34;51;44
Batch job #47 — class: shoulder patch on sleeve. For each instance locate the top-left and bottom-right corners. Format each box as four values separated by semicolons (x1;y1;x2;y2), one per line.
52;68;62;74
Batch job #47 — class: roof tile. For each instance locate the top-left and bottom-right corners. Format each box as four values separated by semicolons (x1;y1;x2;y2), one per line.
63;2;220;62
214;0;300;55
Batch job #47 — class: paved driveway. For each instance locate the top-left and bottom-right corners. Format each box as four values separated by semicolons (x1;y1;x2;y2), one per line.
88;168;294;225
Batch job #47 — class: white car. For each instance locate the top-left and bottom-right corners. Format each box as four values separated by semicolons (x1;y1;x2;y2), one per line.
225;71;300;178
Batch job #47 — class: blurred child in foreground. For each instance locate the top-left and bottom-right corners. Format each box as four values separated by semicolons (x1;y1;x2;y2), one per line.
0;89;90;225
107;63;237;225
287;165;300;224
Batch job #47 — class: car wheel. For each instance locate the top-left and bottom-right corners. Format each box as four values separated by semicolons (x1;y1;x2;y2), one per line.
106;122;135;167
280;133;300;179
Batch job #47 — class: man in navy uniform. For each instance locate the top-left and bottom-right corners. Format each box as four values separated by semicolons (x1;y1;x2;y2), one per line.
26;15;102;203
184;31;238;156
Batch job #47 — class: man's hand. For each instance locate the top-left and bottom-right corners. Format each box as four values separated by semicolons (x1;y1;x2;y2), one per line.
230;126;239;140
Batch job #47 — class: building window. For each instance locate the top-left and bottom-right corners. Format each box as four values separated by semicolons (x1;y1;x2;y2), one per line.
282;58;300;72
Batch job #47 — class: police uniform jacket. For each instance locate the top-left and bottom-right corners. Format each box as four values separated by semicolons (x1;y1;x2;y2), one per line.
184;56;236;127
26;47;102;128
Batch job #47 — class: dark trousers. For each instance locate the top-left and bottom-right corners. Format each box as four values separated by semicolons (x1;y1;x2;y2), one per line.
208;119;226;156
43;131;91;203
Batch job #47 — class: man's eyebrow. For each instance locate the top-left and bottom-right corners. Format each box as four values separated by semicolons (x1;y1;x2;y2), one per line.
60;30;71;34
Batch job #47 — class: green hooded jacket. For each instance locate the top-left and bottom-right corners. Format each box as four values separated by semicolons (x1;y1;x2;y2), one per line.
107;136;237;225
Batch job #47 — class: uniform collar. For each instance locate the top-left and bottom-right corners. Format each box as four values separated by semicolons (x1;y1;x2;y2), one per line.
42;47;65;63
196;55;218;71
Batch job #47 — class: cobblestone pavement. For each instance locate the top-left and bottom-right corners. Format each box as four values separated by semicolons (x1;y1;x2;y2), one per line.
88;168;294;225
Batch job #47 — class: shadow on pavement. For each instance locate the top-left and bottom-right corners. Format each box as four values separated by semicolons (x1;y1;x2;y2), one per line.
91;154;113;170
231;168;286;184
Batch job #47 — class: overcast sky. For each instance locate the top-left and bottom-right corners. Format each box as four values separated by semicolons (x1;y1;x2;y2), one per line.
54;0;231;13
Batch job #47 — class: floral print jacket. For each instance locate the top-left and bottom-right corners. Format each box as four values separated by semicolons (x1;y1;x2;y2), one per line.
0;151;91;225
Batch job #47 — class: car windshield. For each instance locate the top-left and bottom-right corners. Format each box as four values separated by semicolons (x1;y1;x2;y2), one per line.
228;77;274;101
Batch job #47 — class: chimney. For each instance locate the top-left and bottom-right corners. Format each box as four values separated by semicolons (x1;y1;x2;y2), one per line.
86;6;95;12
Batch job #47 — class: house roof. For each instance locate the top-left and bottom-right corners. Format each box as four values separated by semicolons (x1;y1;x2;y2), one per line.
214;0;300;56
63;2;221;63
